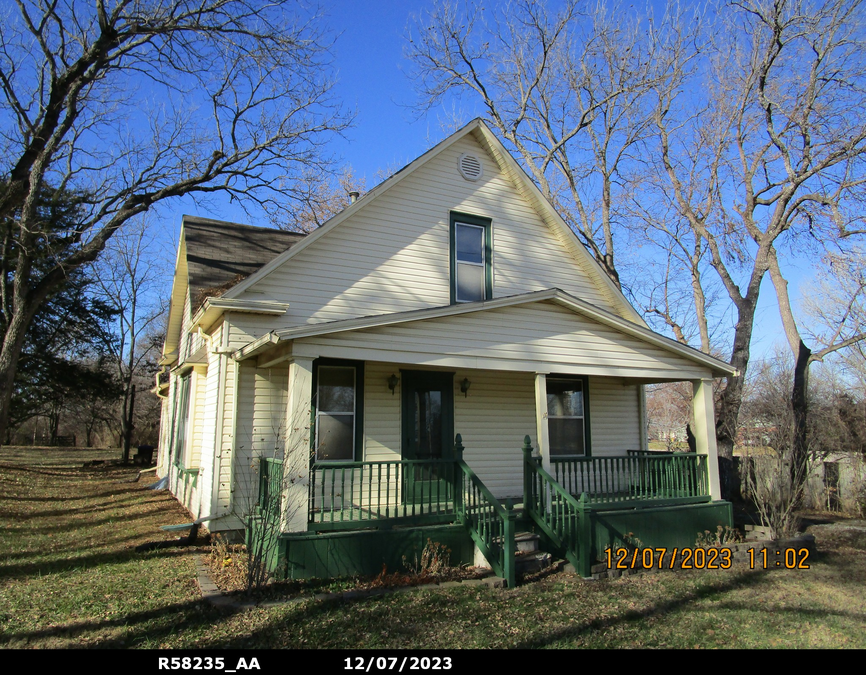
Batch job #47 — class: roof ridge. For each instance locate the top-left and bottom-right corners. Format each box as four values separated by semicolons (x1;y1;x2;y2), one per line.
182;214;308;237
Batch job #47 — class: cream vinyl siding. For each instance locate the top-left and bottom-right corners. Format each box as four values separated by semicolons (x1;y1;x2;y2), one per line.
189;368;207;468
196;327;221;516
232;363;289;516
295;301;714;381
363;362;401;462
179;289;192;360
216;360;237;512
156;396;171;476
157;376;179;477
453;369;536;499
587;377;643;456
236;134;618;327
228;313;278;349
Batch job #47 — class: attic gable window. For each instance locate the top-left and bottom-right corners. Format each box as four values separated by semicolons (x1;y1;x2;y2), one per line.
450;212;492;304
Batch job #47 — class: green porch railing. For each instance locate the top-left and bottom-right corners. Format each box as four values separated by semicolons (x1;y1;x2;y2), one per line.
454;435;516;588
550;452;710;508
522;437;589;576
308;458;458;531
259;457;284;518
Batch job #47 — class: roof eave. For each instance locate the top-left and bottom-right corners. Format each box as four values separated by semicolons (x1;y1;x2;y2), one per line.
238;289;735;377
190;298;291;333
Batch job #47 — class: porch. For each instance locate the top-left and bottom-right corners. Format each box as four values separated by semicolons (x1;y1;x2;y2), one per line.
236;291;736;584
258;437;730;585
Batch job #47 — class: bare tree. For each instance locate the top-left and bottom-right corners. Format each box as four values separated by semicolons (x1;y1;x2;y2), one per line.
649;0;866;496
0;0;350;442
645;381;692;450
406;0;690;290
771;247;866;476
92;217;167;461
810;253;866;391
279;167;366;233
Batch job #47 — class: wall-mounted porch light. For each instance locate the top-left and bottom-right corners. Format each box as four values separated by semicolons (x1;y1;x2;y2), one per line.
387;374;399;395
460;377;471;398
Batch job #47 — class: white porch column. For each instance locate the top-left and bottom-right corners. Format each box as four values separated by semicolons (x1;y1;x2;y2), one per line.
534;373;551;474
282;356;314;533
691;378;722;501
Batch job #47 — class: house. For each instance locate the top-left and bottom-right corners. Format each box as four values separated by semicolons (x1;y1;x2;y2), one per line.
155;119;736;585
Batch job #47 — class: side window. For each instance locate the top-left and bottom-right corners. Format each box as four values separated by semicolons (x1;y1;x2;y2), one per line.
450;212;492;304
546;377;590;456
171;374;191;466
313;361;364;461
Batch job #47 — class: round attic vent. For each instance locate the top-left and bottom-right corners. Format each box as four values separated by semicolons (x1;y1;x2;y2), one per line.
458;153;483;181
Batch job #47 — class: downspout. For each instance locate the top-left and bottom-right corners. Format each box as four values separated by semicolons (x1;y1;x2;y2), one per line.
154;366;169;399
197;326;212;349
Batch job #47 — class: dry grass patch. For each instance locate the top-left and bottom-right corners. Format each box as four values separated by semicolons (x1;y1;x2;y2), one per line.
3;446;865;650
0;447;221;648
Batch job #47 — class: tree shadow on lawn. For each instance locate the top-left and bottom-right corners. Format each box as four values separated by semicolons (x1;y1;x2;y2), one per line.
0;462;88;477
0;497;175;526
0;541;205;580
1;485;140;504
1;595;238;649
508;569;864;649
1;502;185;536
182;569;783;649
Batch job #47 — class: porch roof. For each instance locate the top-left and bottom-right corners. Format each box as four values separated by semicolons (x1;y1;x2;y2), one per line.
234;289;736;380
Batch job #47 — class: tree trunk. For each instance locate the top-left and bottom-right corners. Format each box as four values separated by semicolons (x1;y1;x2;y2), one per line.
791;340;811;493
714;298;760;501
121;384;136;463
0;308;34;446
49;405;60;445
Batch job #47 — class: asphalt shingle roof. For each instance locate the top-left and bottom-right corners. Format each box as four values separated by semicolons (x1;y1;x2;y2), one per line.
183;216;305;303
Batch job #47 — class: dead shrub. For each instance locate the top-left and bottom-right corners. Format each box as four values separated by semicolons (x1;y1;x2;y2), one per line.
740;452;803;539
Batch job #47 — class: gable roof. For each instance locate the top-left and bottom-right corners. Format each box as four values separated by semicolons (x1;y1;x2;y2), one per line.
221;119;644;326
161;216;305;364
183;216;305;306
234;288;736;378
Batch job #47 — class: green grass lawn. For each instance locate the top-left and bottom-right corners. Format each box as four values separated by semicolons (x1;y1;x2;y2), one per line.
1;446;865;649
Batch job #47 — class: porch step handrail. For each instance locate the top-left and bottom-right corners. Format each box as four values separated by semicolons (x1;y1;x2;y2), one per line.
522;437;588;576
453;435;516;588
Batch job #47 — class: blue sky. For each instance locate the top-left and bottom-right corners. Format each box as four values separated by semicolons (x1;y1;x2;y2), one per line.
164;0;441;230
154;0;798;362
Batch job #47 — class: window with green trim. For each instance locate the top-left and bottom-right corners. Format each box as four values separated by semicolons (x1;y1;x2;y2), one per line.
547;376;590;456
170;374;191;466
450;212;492;304
312;360;364;461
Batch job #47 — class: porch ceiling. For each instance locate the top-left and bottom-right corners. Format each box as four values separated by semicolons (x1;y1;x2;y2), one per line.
234;289;735;381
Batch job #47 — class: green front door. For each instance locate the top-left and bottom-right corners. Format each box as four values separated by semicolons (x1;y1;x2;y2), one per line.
401;371;454;505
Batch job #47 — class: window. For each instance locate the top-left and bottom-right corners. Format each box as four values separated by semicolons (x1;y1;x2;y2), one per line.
450;212;492;304
170;373;191;466
313;360;364;461
546;377;590;456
